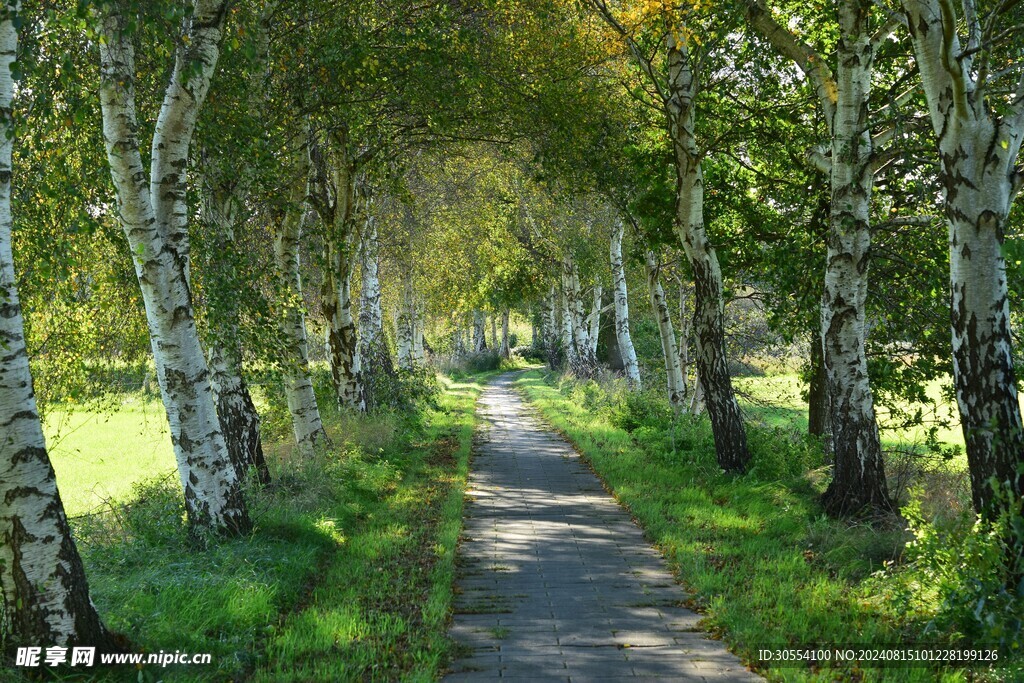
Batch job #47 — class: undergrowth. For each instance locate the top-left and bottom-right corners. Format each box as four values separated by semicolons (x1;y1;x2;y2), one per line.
14;371;491;682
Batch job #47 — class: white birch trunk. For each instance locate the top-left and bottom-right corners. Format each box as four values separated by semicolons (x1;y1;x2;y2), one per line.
472;310;488;352
562;257;597;378
541;285;559;369
903;0;1024;515
747;0;889;512
645;252;686;413
308;132;363;411
0;4;116;649
397;264;416;369
820;0;890;514
412;297;426;363
358;213;393;410
198;172;269;485
499;309;511;359
665;33;749;471
98;2;249;534
588;284;603;356
677;278;691;401
273;151;327;450
610;220;641;387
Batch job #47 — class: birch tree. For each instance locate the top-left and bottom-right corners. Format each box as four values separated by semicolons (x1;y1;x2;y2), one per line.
97;0;250;534
610;219;641;386
646;251;687;412
308;128;364;411
0;2;118;651
901;0;1024;516
589;0;750;471
358;211;395;410
745;0;898;514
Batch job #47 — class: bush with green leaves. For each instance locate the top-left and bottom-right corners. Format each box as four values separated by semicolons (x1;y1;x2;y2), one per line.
888;486;1023;654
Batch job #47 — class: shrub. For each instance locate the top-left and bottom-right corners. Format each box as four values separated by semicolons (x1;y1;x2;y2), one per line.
746;427;824;480
890;487;1024;653
608;389;674;434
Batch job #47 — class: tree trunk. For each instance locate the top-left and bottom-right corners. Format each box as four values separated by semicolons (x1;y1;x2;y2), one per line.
562;257;598;378
665;35;749;472
198;171;269;485
677;278;691;402
472;310;488;352
0;6;118;653
499;309;511;359
491;314;498;350
273;156;327;450
903;0;1024;517
820;0;891;516
611;220;641;387
358;214;394;410
807;328;832;454
588;284;603;356
645;252;686;412
308;131;364;412
397;263;417;369
98;2;250;534
541;286;561;370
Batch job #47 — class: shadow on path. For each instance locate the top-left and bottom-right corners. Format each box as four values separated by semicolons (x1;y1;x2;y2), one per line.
445;372;763;681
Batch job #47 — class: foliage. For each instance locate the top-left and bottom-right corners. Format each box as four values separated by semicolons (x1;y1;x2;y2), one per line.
878;489;1024;655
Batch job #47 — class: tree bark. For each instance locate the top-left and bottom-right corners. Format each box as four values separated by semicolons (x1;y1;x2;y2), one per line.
397;262;417;369
98;2;250;534
198;170;269;485
499;309;511;359
357;213;394;410
664;34;749;472
820;0;891;515
472;310;488;352
903;0;1024;517
308;130;363;411
562;257;598;378
645;252;686;413
611;220;641;387
588;284;603;356
273;150;327;450
807;328;832;453
541;286;561;370
747;0;889;508
0;4;119;653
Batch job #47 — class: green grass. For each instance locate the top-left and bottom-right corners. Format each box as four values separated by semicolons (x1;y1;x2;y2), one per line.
514;369;1019;683
23;370;496;682
45;398;176;516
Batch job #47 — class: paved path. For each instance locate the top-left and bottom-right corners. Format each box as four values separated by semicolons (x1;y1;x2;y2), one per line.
445;373;763;682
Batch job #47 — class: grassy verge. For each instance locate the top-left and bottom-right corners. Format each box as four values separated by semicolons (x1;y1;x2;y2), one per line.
514;369;1019;683
40;371;495;682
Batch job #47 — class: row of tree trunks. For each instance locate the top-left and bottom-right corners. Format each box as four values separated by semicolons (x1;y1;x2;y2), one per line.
1;4;119;651
561;257;598;378
98;1;250;534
